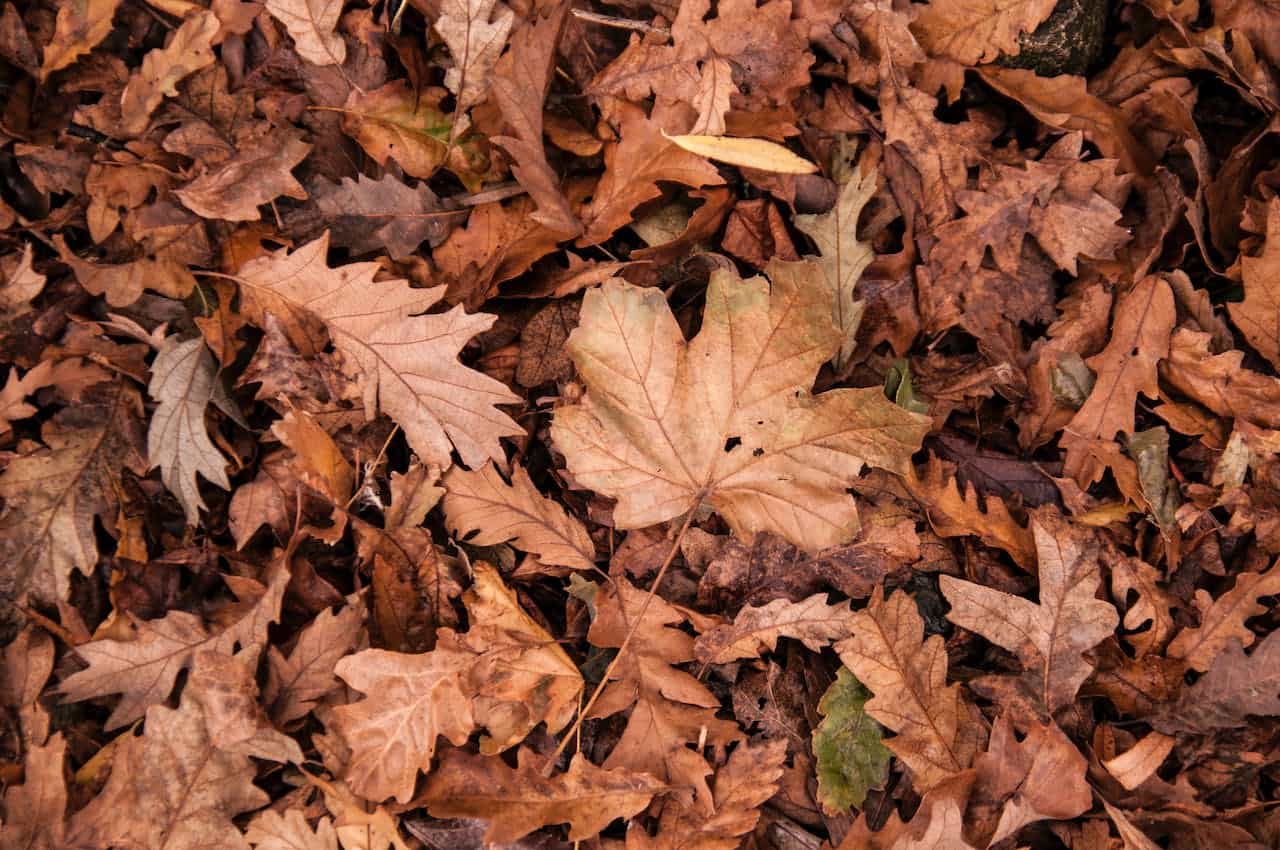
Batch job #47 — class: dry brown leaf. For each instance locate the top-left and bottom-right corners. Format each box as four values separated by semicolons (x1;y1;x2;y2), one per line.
0;380;146;607
54;236;197;307
246;810;339;850
0;734;67;850
435;0;514;111
940;511;1119;715
835;587;979;791
118;10;218;137
0;242;46;318
552;259;929;551
265;600;364;725
626;740;787;850
970;716;1091;845
1110;555;1177;657
40;0;120;78
59;561;288;729
1229;197;1280;370
147;336;233;525
332;564;581;801
587;576;741;781
175;131;311;222
912;0;1057;64
1157;631;1280;731
1103;730;1175;791
441;462;596;570
234;234;523;471
311;174;452;258
264;0;346;66
578;107;725;245
1167;561;1280;671
1160;327;1280;429
1062;275;1176;484
421;749;663;844
694;593;857;664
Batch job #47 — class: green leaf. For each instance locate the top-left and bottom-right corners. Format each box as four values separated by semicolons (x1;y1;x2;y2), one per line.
813;667;891;813
885;359;929;415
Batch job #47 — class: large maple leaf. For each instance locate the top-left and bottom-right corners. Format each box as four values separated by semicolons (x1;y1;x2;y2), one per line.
234;233;523;471
552;259;929;551
940;511;1119;715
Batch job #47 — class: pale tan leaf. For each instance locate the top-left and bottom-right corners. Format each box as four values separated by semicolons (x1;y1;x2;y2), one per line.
435;0;514;110
441;462;595;570
266;600;364;725
118;10;219;136
1167;562;1280;671
939;511;1119;714
422;749;663;844
912;0;1057;64
694;593;856;664
235;234;523;471
665;133;819;174
1103;730;1175;791
1229;198;1280;370
1101;800;1162;850
794;153;877;370
0;734;67;850
264;0;346;65
40;0;120;78
59;562;288;730
0;242;46;318
246;810;339;850
552;259;929;552
147;336;232;525
835;587;978;791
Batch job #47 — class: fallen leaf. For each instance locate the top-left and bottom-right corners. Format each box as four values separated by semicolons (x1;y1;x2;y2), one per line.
311;174;452;257
175;131;312;222
939;511;1119;715
665;133;819;174
835;586;979;791
264;0;346;66
0;734;68;850
265;600;364;725
246;810;340;850
552;259;929;551
421;749;662;843
1157;631;1280;731
234;234;524;471
912;0;1057;64
118;10;218;137
694;593;857;664
147;336;233;525
435;0;514;111
1229;197;1280;370
1167;561;1280;671
812;668;890;813
40;0;120;78
1103;730;1175;791
442;462;595;570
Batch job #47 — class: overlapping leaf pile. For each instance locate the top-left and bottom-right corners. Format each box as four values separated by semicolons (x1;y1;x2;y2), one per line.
1;0;1280;847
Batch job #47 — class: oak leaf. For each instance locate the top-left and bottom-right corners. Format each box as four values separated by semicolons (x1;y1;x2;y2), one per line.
175;131;312;222
265;600;364;725
694;593;857;664
1110;555;1177;658
1062;275;1175;484
147;336;233;525
435;0;514;111
311;174;451;258
246;810;339;850
118;10;218;136
626;740;787;850
421;749;663;844
813;668;890;813
969;716;1091;845
59;561;288;730
835;587;979;791
1167;562;1280;671
1160;327;1280;429
588;577;741;781
0;242;45;317
1229;197;1280;370
234;233;523;471
912;0;1057;65
441;462;596;570
264;0;346;66
578;107;724;245
552;259;930;551
794;153;877;371
40;0;120;78
940;512;1119;715
1158;631;1280;732
0;380;145;607
0;734;68;850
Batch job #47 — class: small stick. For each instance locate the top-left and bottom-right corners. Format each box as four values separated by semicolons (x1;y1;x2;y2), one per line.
570;8;670;37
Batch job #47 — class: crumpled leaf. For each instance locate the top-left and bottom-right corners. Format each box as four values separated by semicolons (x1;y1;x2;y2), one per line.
912;0;1057;64
0;380;146;607
311;174;451;257
234;233;523;471
940;511;1119;715
265;599;364;725
264;0;346;66
552;259;929;552
813;668;890;813
1158;631;1280;732
694;592;857;664
175;131;311;222
118;10;218;136
147;336;233;525
59;562;289;730
40;0;120;78
245;810;339;850
1;734;68;850
835;586;979;791
421;749;663;844
1229;197;1280;370
441;462;596;570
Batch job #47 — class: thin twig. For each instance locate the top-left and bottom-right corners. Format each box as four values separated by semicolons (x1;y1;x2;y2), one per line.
570;8;670;37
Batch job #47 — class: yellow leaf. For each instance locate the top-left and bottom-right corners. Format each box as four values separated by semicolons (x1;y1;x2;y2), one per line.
663;132;818;174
